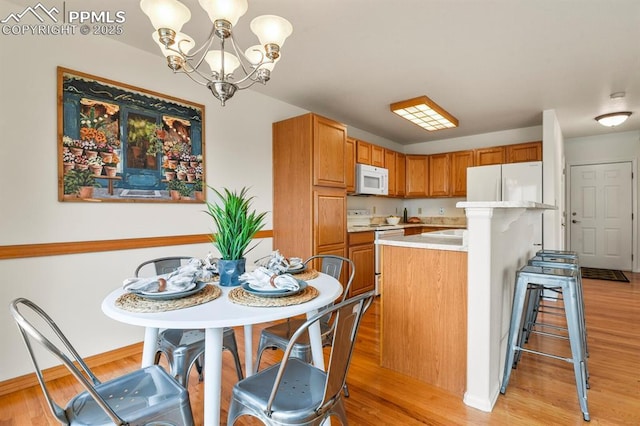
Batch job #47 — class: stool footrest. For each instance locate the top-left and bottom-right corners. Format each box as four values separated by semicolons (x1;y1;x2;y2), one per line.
515;346;574;364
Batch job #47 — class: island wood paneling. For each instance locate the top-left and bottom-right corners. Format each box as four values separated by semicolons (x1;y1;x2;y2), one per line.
380;245;467;396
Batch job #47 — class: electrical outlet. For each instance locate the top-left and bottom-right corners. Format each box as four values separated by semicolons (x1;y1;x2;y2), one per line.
418;208;422;214
439;207;445;215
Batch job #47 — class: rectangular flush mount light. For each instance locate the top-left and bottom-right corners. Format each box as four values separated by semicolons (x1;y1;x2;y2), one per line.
390;95;458;131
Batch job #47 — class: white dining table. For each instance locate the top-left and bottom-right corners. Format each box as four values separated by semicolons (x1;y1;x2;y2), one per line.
101;273;343;426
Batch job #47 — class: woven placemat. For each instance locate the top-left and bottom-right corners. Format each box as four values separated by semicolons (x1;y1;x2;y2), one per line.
290;268;319;281
115;284;221;313
228;285;319;307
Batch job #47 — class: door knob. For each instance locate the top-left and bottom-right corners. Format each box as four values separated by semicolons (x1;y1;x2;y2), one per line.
572;219;580;224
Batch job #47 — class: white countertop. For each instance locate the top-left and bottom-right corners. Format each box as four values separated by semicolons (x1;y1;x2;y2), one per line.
376;233;467;252
348;223;466;233
456;201;557;209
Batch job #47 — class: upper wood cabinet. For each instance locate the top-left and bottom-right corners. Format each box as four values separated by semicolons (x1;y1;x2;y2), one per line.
475;146;505;166
396;153;406;197
345;137;356;193
371;145;385;167
273;113;347;261
506;141;542;163
428;153;450;197
405;155;429;197
313;115;347;187
384;149;397;196
450;150;475;197
356;140;371;164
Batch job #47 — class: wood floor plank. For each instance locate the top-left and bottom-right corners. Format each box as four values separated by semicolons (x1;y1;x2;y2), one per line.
1;273;639;425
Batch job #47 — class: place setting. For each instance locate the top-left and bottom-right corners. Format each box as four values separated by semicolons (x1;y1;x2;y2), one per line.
115;258;221;312
228;251;319;307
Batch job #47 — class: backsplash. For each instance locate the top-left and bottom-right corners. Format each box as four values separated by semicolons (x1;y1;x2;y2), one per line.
346;195;466;218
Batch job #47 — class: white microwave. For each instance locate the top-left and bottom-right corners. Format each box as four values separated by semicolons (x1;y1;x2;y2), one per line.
355;164;388;195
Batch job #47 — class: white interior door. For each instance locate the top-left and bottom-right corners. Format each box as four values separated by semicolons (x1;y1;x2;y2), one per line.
569;162;632;270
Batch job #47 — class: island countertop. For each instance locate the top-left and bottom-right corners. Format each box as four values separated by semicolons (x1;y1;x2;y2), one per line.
376;233;467;252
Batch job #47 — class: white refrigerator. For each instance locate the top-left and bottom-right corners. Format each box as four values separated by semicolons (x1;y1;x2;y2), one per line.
466;160;543;245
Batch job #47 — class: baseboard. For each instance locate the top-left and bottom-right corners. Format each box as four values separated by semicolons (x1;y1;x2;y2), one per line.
0;342;143;397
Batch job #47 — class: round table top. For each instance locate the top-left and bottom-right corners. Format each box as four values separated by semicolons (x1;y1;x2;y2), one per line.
102;273;343;329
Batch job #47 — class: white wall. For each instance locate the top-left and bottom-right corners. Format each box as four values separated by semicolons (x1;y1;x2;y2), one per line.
541;109;565;250
564;130;640;271
0;0;305;381
404;126;543;155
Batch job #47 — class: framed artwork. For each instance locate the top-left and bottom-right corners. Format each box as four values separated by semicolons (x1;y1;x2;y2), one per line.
57;67;206;203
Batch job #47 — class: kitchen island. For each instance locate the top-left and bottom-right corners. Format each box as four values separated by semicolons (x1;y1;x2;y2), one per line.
377;201;556;409
378;231;468;396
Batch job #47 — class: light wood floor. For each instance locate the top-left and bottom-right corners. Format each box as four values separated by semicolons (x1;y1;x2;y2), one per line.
1;272;638;425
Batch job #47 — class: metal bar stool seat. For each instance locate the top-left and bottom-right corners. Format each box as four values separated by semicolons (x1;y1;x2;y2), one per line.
501;265;589;421
536;249;579;260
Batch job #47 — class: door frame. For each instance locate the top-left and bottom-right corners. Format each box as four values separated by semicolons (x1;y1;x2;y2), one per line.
566;157;638;272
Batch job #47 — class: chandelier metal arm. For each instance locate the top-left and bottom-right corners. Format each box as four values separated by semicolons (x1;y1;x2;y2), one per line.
141;1;292;106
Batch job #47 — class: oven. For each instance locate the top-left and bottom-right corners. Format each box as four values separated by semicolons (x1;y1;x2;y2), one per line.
374;227;405;295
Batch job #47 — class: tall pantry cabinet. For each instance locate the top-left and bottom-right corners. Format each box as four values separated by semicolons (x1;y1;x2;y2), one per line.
272;113;347;266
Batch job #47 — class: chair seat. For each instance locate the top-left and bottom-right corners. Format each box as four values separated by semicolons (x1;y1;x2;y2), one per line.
232;359;328;422
66;365;192;426
155;327;243;386
259;318;332;360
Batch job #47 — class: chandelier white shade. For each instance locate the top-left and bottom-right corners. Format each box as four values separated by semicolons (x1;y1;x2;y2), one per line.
594;112;632;127
140;0;293;106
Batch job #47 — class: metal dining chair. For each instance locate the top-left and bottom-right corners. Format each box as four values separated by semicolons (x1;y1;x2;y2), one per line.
135;256;243;386
228;291;375;426
10;297;194;426
255;254;355;395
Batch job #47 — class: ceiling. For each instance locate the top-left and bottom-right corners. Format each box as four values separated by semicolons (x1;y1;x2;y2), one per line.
39;0;640;144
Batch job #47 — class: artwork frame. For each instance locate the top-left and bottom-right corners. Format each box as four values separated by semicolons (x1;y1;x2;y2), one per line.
57;66;206;203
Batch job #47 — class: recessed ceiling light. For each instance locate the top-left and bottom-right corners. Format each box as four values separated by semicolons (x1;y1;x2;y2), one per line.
390;96;458;131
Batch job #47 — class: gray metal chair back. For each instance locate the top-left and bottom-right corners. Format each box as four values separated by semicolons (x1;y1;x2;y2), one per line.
135;256;244;385
228;291;375;425
134;255;194;277
9;298;194;425
255;254;356;371
304;254;355;302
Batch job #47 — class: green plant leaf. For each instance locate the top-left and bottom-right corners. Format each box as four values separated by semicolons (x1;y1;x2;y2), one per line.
204;186;267;260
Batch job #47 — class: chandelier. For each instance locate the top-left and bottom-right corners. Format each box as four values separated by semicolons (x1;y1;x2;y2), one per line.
140;0;293;106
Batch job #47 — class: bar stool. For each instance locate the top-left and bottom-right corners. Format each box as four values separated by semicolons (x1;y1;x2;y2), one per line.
522;256;590;386
501;265;590;421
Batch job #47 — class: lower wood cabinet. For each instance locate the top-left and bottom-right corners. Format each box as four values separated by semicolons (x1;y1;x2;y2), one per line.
347;231;375;297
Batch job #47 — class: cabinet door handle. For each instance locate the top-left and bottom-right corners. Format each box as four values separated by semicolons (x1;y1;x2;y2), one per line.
572;219;581;224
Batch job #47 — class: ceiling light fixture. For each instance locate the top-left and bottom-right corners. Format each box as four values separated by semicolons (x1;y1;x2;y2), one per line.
390;96;458;131
140;0;293;106
594;112;632;127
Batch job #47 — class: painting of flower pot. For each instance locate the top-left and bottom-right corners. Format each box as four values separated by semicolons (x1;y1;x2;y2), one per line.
58;67;205;203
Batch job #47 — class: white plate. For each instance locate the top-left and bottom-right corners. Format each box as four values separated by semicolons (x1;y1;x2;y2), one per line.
136;280;197;296
287;264;306;273
242;280;307;298
132;281;205;300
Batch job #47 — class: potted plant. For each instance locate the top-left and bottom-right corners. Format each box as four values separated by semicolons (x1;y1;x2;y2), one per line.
167;178;187;200
178;181;194;199
204;187;267;286
63;168;100;199
193;179;204;201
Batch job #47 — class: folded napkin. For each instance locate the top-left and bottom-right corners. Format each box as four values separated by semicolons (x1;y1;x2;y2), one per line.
240;267;300;291
123;259;202;294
